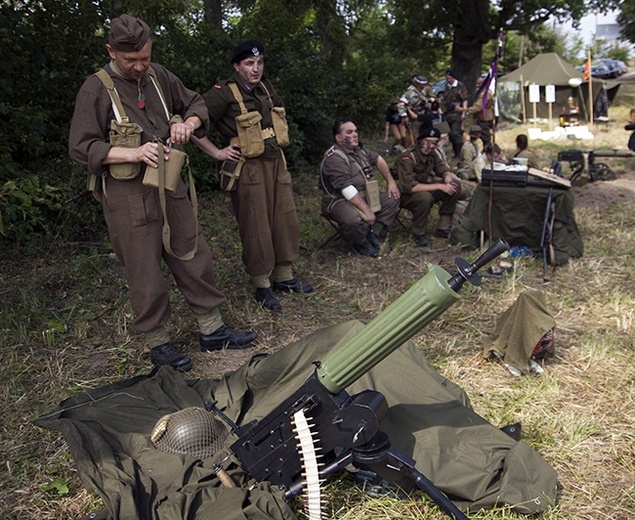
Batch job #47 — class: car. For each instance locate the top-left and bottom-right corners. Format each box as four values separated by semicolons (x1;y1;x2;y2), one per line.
431;78;447;97
591;63;614;79
597;59;620;77
604;59;627;75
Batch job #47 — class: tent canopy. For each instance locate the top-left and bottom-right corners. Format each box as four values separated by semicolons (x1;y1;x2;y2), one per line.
498;52;619;122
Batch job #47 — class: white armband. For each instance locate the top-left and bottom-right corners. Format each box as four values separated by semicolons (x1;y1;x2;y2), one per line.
341;185;359;200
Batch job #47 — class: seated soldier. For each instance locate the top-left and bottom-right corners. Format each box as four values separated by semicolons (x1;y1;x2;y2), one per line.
457;125;485;181
483;143;509;165
393;127;461;247
513;134;540;169
320;118;401;257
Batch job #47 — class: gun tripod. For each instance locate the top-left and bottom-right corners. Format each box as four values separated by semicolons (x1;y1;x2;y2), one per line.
284;430;468;520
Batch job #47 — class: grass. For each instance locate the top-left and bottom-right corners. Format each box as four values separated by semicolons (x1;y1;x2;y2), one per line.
1;98;635;519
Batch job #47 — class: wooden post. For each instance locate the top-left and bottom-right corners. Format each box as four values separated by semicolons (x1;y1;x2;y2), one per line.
588;50;594;125
520;74;526;123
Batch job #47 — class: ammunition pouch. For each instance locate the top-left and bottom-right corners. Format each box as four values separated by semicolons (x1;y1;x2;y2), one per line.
234;111;265;158
364;180;382;213
108;120;143;180
271;106;290;147
217;157;245;192
143;148;187;192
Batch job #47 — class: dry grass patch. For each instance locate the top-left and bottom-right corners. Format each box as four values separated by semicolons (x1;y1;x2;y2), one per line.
1;121;635;518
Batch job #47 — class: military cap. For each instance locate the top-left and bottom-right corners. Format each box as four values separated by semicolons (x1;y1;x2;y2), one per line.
231;39;265;64
414;75;428;85
418;127;441;140
469;125;482;135
108;14;151;52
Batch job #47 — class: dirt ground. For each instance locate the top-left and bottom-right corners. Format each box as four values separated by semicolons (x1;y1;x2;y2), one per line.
572;168;635;208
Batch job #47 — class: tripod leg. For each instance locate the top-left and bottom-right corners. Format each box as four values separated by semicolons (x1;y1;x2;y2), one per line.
355;447;469;520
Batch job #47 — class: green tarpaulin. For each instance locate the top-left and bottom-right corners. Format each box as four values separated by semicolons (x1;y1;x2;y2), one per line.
450;185;583;265
37;320;558;519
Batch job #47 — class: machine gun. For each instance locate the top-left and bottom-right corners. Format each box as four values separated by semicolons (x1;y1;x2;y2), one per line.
221;240;509;519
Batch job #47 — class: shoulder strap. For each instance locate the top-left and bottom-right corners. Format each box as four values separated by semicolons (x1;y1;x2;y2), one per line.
319;146;349;199
95;67;171;123
259;82;275;109
95;68;128;123
146;66;171;122
228;83;249;115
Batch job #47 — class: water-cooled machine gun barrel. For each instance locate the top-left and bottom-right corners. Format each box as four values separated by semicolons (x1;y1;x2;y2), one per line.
227;240;509;519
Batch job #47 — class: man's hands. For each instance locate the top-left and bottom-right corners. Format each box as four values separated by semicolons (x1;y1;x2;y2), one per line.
169;116;202;145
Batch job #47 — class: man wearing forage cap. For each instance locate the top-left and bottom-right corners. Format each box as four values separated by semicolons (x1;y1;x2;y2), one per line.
68;14;256;372
195;39;313;312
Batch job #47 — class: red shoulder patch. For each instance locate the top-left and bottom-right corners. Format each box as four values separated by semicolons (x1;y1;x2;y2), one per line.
213;84;222;89
402;156;411;160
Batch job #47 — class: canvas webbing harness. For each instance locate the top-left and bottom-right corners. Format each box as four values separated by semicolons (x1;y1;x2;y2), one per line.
95;68;198;261
319;146;378;215
227;82;277;143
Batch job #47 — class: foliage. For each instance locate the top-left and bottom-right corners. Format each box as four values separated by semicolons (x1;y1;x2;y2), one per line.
1;124;635;517
617;0;635;45
0;0;612;250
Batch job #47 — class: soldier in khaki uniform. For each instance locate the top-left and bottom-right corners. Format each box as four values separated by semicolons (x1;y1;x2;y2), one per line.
443;70;469;159
196;40;312;312
465;75;495;145
394;127;461;247
68;15;256;372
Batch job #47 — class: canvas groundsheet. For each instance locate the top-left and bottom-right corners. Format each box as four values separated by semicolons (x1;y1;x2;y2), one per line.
37;320;558;519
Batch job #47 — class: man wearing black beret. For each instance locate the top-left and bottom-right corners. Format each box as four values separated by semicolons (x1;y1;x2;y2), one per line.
393;127;461;247
68;15;256;372
196;40;313;312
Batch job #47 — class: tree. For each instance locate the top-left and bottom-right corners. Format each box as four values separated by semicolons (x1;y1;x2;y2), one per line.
386;0;594;93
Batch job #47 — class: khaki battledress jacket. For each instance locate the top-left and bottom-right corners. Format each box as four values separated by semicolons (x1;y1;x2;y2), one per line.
202;72;299;278
68;62;226;332
394;147;460;234
319;144;400;244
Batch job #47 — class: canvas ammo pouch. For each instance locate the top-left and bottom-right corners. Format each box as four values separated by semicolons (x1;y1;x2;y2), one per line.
234;111;265;158
228;83;266;158
270;106;290;147
108;120;143;180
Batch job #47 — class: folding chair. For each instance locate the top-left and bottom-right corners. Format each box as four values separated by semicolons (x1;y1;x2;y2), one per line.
395;207;411;230
319;214;357;253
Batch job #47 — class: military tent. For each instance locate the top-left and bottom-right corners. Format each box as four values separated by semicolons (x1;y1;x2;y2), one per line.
497;52;619;123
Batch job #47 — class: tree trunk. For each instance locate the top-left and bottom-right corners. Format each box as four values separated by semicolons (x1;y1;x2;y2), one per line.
450;0;491;94
202;0;223;29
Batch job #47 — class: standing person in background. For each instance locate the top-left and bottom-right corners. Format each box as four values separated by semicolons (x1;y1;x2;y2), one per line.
466;75;495;146
385;99;408;154
442;69;468;159
196;40;313;313
68;14;256;372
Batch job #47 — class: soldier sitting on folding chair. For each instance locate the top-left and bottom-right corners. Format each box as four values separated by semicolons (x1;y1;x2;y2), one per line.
319;118;401;257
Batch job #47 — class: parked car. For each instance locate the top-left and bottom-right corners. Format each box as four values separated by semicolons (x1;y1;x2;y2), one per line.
601;58;627;76
591;63;614;80
596;59;620;78
431;78;447;97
